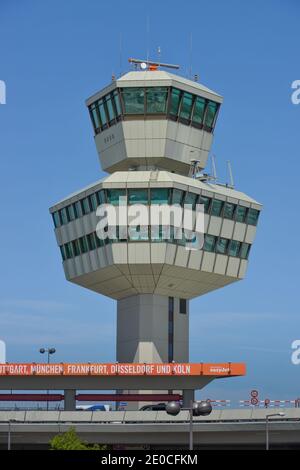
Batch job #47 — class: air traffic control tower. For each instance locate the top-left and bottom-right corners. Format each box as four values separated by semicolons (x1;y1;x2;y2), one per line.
50;59;261;401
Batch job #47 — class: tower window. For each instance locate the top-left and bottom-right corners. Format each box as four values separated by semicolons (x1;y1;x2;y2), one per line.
223;202;236;220
192;96;206;126
179;92;193;122
216;237;229;254
236;205;247;223
105;94;116;122
52;211;61;228
246;208;260;226
146;87;168;113
169;88;182;117
171;188;184;205
150;188;170;205
59;207;69;225
204;234;216;252
184;192;198;210
228;240;241;257
128;188;148;205
179;298;187;314
204;101;219;129
79;236;88;254
240;243;251;260
199;195;211;213
72;239;80;257
121;87;145;114
112;90;122;116
211;199;223;217
106;189;126;206
81;198;91;215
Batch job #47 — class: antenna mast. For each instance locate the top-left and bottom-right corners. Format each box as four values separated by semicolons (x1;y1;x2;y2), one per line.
227;160;235;188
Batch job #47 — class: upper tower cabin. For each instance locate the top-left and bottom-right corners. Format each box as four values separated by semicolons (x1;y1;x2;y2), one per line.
86;68;223;175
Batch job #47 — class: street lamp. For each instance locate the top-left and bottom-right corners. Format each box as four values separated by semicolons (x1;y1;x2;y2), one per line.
7;419;17;450
166;400;212;450
265;412;285;450
39;347;56;411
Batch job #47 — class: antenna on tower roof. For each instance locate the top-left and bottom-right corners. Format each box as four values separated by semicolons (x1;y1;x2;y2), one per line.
211;154;217;181
128;57;180;71
227;160;235;188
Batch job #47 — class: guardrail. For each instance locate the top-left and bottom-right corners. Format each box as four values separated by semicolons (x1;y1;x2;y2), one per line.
0;408;299;424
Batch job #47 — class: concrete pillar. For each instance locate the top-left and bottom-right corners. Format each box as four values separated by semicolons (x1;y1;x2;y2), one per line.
64;389;76;411
117;294;189;363
116;294;189;410
183;389;195;408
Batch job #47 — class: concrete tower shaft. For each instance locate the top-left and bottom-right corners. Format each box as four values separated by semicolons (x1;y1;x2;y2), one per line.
117;295;189;364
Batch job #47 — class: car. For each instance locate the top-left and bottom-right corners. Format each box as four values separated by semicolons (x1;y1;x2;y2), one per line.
76;404;112;411
139;403;166;411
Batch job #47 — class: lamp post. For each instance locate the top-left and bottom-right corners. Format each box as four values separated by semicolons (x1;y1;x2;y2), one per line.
39;347;56;411
166;400;212;450
266;412;285;450
7;419;17;450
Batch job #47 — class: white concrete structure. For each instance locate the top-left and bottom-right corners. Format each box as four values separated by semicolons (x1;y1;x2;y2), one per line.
50;67;262;407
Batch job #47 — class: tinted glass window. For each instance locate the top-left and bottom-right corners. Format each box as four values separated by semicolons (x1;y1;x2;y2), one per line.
211;199;223;217
216;237;228;254
105;95;115;121
113;90;122;116
79;236;88;254
179;92;193;120
228;240;241;257
67;205;76;221
236;206;247;223
150;188;170;204
128;225;149;241
106;189;126;205
90;103;101;130
204;101;218;128
192;96;206;125
53;212;61;228
240;243;250;259
81;198;91;215
171;188;184;205
98;99;107;125
199;195;211;213
146;87;168;113
72;239;80;257
204;234;216;252
223;202;236;219
74;200;83;218
184;192;198;209
180;298;187;314
60;245;66;261
87;233;97;251
169;88;181;116
128;189;148;205
60;207;69;225
96;190;106;205
247;208;260;226
64;242;73;259
89;193;98;211
122;88;145;114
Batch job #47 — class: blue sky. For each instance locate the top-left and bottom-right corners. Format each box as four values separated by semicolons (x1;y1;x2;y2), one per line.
0;0;299;404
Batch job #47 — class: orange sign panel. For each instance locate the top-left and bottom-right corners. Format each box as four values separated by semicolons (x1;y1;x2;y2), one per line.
0;363;246;377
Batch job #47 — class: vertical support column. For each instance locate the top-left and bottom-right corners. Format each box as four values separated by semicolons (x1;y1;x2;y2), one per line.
116;294;189;410
117;294;189;363
183;389;195;408
64;389;76;411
